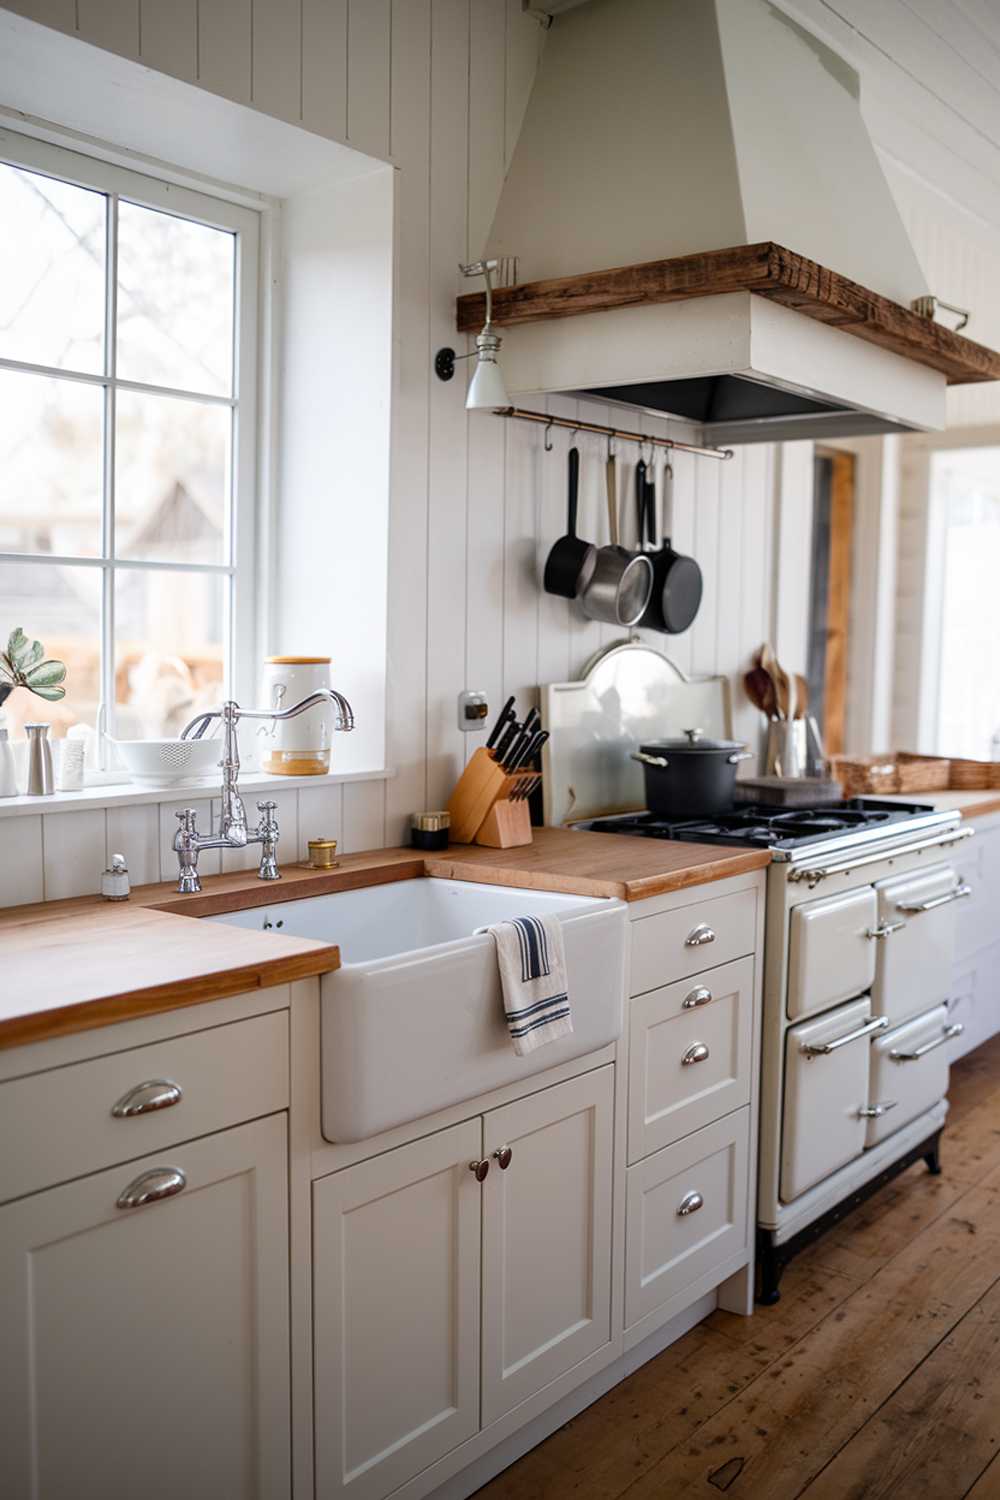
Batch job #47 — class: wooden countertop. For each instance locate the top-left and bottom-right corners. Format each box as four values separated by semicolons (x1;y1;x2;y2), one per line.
877;789;1000;821
0;902;340;1050
0;829;767;1050
425;827;771;901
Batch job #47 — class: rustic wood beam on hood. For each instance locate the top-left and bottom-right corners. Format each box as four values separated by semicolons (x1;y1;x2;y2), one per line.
455;242;1000;386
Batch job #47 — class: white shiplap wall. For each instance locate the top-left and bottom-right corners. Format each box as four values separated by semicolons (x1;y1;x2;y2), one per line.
0;0;785;903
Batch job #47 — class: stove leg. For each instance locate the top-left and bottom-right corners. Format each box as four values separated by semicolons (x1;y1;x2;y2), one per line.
756;1239;783;1306
924;1131;943;1177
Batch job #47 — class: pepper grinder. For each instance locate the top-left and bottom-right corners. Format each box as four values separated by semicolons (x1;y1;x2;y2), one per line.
25;722;54;796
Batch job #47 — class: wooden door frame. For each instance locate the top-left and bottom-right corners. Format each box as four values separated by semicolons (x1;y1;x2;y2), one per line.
814;446;856;758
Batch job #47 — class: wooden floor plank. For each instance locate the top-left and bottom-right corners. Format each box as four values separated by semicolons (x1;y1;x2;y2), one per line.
800;1273;1000;1498
475;1041;1000;1500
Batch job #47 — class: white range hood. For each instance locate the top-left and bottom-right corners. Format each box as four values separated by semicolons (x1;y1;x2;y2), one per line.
482;0;950;443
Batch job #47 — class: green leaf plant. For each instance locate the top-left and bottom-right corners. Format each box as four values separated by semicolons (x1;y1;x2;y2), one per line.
0;627;68;705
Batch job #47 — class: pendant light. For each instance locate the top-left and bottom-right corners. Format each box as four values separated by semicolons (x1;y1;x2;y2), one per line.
433;258;510;410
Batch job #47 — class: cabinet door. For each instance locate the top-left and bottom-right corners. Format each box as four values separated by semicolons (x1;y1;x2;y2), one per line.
481;1065;614;1427
313;1119;482;1500
0;1115;290;1500
628;956;753;1163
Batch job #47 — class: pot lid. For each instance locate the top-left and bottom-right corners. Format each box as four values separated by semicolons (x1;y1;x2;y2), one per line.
641;727;746;755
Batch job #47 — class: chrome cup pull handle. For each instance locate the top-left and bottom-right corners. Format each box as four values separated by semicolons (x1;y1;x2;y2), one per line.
111;1079;183;1118
685;924;716;948
682;1043;710;1066
116;1167;186;1210
682;985;713;1010
677;1191;704;1217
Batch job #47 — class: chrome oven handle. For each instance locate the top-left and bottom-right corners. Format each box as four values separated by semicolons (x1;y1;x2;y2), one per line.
111;1079;183;1118
867;920;905;941
858;1100;898;1118
895;883;972;916
890;1022;963;1061
789;825;974;886
801;1015;889;1056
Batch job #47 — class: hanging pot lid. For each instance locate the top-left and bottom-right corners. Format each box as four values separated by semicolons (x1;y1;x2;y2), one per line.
640;727;746;756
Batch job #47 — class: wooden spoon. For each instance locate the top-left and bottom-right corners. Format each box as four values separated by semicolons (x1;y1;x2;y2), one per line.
760;643;789;720
744;665;777;718
794;673;809;720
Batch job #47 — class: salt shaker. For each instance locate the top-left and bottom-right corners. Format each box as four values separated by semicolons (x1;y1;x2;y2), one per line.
0;727;17;798
25;722;54;796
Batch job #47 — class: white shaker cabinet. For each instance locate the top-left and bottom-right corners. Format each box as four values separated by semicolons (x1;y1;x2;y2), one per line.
312;1119;484;1500
0;1114;291;1500
312;1067;615;1500
482;1065;614;1425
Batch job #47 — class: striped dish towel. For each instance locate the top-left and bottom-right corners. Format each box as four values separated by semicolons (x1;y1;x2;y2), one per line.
488;914;573;1056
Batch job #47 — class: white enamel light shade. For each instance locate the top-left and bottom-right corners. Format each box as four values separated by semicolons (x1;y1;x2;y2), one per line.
466;350;509;409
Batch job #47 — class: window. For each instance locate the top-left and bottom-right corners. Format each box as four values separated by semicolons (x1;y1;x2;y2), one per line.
926;445;1000;759
0;132;258;764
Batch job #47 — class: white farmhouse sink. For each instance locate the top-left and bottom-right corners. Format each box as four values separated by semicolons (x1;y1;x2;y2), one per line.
211;877;626;1141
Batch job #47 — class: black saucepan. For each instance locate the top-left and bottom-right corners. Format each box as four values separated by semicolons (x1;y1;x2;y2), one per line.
543;447;596;599
631;728;752;816
638;461;703;634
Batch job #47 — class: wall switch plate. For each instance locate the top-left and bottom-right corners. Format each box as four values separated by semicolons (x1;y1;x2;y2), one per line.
458;690;489;732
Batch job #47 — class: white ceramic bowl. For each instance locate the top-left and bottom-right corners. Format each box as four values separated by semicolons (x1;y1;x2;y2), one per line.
113;737;222;787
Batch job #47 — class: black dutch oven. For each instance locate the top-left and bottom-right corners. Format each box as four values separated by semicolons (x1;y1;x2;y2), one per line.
631;728;753;817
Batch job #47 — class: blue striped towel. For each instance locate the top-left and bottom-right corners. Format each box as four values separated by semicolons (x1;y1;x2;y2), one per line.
488;914;573;1056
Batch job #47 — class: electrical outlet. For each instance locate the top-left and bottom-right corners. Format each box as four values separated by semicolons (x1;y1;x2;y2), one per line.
458;690;489;732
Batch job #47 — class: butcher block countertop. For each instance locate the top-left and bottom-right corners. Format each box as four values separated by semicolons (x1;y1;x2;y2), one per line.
878;789;1000;821
425;827;771;901
0;829;767;1050
0;902;340;1050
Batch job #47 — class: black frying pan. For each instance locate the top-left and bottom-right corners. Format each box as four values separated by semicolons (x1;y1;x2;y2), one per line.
638;461;703;634
543;447;596;599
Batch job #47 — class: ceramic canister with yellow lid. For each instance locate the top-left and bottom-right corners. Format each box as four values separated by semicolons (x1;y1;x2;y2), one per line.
261;656;334;775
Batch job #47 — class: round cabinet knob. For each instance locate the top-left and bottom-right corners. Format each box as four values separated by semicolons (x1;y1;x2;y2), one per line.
492;1146;513;1170
682;1043;710;1066
469;1159;490;1183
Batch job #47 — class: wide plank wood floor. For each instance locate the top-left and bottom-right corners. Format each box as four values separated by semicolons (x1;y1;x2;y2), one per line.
475;1036;1000;1500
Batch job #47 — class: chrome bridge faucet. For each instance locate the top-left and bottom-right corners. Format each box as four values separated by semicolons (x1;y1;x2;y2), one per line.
173;691;355;894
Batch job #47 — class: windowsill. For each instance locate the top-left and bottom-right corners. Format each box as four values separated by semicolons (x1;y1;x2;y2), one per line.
0;766;393;818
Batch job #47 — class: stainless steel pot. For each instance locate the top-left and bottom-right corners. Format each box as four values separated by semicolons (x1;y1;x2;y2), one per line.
631;727;752;816
581;454;653;627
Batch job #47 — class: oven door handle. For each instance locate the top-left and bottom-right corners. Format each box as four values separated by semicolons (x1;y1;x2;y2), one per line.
789;825;974;886
890;1022;964;1061
867;919;905;941
800;1015;889;1056
895;882;972;916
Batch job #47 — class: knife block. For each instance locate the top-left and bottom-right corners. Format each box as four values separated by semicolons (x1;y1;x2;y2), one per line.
474;792;535;849
446;749;537;846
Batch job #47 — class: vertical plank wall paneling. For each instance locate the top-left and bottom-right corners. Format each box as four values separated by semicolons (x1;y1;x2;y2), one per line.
2;0;788;875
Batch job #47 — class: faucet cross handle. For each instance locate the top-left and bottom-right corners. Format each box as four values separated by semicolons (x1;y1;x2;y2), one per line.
175;807;199;835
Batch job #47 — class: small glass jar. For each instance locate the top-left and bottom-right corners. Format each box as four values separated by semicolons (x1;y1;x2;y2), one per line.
261;656;333;775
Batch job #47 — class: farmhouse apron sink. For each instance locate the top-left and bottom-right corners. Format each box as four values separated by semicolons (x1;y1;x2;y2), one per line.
211;878;626;1141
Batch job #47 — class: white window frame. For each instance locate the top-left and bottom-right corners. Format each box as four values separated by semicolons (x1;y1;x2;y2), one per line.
0;129;259;767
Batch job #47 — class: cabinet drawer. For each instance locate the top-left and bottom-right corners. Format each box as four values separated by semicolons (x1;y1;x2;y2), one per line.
0;1010;289;1203
625;1109;749;1331
630;887;756;997
628;957;753;1163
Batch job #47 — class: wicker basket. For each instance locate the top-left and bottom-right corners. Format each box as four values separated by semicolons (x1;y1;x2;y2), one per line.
833;752;951;796
948;756;1000;790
